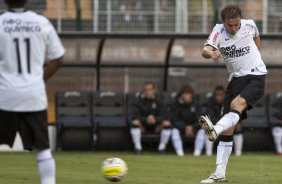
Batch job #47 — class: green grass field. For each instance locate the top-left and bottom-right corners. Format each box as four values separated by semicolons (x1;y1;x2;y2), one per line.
0;152;281;184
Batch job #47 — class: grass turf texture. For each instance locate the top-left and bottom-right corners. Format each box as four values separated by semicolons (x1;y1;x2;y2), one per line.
0;152;281;184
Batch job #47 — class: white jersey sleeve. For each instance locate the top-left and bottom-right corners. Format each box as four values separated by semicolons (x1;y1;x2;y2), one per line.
46;21;65;60
249;19;259;38
205;24;223;50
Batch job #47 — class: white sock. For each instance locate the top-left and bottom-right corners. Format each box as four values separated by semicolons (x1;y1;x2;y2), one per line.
193;129;205;156
205;139;214;156
35;149;56;184
215;141;233;177
130;128;142;150
171;128;184;156
233;134;243;156
214;112;240;135
158;129;172;151
272;127;282;153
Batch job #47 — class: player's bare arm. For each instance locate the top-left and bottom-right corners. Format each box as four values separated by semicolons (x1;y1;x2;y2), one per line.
253;36;261;50
202;45;223;59
44;56;64;81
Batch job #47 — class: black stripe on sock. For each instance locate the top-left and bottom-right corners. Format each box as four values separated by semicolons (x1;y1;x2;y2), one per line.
219;135;233;142
38;158;53;163
230;109;242;117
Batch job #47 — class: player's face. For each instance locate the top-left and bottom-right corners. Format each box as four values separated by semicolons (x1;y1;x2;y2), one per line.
214;90;225;104
181;93;193;104
143;84;155;99
224;17;241;35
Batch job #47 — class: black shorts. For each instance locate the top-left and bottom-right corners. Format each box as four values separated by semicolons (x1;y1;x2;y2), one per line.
223;75;266;120
0;110;49;151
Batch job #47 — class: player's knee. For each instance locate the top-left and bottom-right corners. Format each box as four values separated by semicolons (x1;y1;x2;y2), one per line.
230;96;247;111
222;127;235;136
172;128;180;137
234;123;242;133
162;120;172;128
131;119;141;127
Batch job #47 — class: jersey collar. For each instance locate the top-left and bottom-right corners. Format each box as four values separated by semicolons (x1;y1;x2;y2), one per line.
8;8;27;13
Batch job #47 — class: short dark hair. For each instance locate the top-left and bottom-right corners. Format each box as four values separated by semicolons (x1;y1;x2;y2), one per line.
143;81;155;88
213;85;225;93
221;5;241;21
4;0;28;8
179;84;194;95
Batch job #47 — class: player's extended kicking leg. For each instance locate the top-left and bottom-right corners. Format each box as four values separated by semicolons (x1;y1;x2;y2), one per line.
199;95;247;183
199;95;246;141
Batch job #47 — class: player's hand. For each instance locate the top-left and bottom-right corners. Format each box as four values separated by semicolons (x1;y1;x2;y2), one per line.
147;115;156;125
210;50;223;59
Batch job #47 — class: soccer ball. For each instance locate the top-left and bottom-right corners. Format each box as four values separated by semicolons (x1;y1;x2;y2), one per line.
101;158;128;182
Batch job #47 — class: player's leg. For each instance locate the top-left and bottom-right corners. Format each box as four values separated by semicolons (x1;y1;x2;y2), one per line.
130;119;143;153
216;75;265;136
200;75;265;141
0;110;18;147
233;123;243;156
214;130;234;179
171;128;184;156
34;149;56;184
212;96;245;135
193;129;206;156
200;129;233;183
201;76;265;183
272;126;282;154
19;111;56;184
212;97;239;180
205;138;214;156
200;83;238;183
199;82;239;141
171;121;184;156
199;95;244;141
157;120;172;153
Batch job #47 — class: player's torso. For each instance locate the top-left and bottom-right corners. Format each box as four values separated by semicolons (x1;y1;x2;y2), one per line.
217;21;258;62
215;20;267;77
138;97;162;116
0;10;50;111
0;10;48;88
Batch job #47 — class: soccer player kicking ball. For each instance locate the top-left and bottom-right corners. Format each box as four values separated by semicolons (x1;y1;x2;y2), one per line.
0;1;64;184
199;5;267;183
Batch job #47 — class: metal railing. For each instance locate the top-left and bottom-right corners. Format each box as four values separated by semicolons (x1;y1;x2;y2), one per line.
1;0;282;34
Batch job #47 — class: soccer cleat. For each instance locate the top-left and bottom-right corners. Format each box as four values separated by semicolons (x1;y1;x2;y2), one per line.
200;173;227;183
199;115;217;141
134;149;141;155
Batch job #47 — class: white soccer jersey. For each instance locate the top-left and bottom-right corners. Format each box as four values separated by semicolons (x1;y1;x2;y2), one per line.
205;19;267;80
0;9;65;112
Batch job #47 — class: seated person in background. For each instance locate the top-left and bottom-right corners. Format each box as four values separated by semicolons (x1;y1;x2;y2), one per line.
129;82;172;154
170;84;199;156
272;102;282;156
